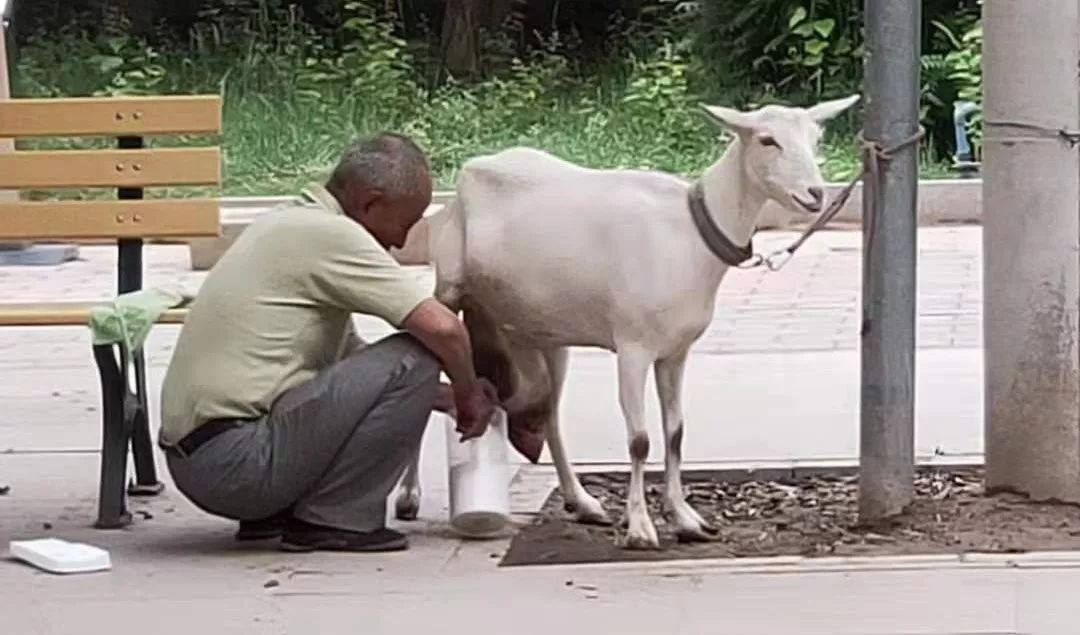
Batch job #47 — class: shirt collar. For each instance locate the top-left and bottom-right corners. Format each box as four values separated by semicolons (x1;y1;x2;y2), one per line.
300;182;346;216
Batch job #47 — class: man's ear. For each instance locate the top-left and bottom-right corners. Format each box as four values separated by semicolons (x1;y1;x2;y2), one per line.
352;187;384;216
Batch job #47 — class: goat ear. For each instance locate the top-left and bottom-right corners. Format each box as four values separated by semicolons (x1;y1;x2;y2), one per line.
699;103;757;134
807;94;860;123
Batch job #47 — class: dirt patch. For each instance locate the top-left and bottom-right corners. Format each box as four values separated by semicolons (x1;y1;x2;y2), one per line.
500;466;1080;566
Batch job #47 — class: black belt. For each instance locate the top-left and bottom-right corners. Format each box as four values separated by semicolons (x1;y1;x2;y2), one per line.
161;419;242;458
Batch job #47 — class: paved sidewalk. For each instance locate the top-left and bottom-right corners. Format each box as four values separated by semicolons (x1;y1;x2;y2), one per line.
0;226;981;356
0;227;985;462
0;226;1013;634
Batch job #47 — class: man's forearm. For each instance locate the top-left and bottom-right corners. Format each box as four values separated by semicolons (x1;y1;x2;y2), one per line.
403;299;480;391
403;299;499;436
418;321;479;392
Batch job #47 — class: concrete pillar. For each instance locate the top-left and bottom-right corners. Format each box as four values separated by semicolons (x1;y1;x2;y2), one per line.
983;0;1080;501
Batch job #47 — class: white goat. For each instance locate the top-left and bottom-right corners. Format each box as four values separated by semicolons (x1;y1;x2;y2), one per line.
395;95;860;549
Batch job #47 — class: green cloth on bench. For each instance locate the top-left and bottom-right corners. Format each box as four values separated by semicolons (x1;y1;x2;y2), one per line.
88;284;195;358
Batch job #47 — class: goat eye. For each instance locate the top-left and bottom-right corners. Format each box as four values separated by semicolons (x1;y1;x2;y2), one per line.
758;135;779;148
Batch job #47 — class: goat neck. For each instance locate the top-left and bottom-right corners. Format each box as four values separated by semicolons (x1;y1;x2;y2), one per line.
698;138;766;268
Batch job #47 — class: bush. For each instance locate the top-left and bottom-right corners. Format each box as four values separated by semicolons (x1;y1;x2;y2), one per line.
11;0;961;195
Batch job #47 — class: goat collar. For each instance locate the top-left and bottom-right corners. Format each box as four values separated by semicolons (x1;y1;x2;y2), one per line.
687;179;753;267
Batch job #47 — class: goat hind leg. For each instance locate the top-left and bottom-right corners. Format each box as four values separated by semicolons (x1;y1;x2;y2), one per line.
543;348;611;526
617;347;659;550
393;446;422;521
655;351;717;541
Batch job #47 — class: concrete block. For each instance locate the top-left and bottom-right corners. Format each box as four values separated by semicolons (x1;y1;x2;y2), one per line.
188;179;983;271
0;244;80;266
188;216;250;271
757;178;983;230
188;202;448;271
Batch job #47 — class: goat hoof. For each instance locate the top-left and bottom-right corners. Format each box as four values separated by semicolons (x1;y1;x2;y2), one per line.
394;490;421;521
623;533;661;550
623;516;660;550
700;520;720;536
566;494;611;526
676;525;718;543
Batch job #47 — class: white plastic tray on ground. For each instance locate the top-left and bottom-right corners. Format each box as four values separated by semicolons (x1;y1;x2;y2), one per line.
8;537;112;574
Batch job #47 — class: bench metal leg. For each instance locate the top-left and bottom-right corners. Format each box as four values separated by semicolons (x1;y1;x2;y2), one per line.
93;344;132;529
128;349;165;496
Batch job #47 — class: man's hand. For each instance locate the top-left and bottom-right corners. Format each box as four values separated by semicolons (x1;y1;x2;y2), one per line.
401;299;501;440
433;382;456;415
453;377;499;441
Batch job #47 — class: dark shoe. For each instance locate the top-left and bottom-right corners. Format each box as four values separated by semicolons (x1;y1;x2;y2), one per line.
235;509;291;541
279;518;408;553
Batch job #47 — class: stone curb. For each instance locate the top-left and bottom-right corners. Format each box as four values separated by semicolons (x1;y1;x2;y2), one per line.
188;178;983;270
546;550;1080;576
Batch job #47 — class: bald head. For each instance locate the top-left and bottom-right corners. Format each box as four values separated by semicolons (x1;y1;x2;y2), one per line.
326;132;433;249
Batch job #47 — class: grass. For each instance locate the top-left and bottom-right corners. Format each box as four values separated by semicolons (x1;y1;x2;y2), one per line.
213;88;953;196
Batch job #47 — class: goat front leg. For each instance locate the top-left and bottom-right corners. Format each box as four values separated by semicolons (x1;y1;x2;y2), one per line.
655;351;718;542
393;446;422;521
543;348;611;526
617;346;659;550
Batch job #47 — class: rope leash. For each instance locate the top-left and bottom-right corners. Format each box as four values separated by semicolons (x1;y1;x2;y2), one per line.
737;125;927;272
983;120;1080;147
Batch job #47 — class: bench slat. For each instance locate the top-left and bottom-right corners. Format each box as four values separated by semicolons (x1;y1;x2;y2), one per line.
0;96;222;137
0;303;188;327
0;199;220;240
0;148;221;189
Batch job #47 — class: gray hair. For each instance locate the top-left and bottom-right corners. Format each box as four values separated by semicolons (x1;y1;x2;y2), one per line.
326;132;431;200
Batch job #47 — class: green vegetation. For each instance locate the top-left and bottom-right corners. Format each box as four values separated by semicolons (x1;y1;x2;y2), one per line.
10;1;983;196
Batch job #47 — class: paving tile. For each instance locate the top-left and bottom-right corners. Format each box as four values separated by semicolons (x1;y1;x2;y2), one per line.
0;229;984;363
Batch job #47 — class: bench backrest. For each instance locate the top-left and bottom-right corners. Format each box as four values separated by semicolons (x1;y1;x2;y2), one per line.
0;95;222;243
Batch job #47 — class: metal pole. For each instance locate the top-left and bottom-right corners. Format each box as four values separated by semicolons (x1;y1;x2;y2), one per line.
983;0;1080;502
858;0;920;524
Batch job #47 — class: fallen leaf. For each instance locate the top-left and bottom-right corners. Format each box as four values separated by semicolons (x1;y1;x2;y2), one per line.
932;485;953;501
864;532;896;545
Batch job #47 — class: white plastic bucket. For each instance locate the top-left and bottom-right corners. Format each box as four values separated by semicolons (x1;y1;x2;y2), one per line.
445;406;513;538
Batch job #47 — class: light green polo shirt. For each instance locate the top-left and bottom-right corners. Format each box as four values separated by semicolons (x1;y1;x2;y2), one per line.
158;184;432;446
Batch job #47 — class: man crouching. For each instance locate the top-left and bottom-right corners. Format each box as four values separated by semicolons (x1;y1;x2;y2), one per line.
158;132;497;552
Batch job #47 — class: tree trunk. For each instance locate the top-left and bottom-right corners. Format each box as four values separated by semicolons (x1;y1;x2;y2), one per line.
115;0;156;36
439;0;519;79
441;0;481;79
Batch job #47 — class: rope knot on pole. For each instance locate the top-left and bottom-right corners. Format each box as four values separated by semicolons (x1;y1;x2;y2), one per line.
858;126;927;260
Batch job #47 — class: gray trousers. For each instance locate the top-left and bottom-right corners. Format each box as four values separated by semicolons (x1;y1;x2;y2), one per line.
165;333;439;533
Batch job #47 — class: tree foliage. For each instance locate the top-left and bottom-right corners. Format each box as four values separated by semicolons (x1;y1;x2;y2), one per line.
9;0;985;173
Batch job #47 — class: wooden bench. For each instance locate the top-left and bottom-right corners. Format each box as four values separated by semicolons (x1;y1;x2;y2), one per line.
0;95;222;528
